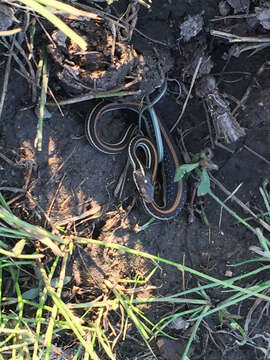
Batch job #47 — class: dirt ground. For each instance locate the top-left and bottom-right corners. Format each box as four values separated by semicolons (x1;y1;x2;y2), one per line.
1;0;270;359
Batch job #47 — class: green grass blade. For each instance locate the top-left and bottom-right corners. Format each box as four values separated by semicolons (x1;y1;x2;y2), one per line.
0;264;2;325
182;306;210;360
132;296;208;305
92;323;116;360
112;288;157;359
260;185;270;217
0;226;32;238
0;246;44;259
151;307;203;339
9;267;24;359
34;50;48;151
191;281;270;321
34;0;98;19
0;206;66;256
17;0;87;50
208;190;269;239
43;254;68;360
32;257;59;359
49;291;99;359
0;192;11;212
76;237;270;303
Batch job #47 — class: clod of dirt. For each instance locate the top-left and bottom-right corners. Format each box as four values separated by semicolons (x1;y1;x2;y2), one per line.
0;4;14;31
48;18;141;95
179;14;204;42
175;15;213;80
255;6;270;30
45;346;77;360
226;0;251;13
178;42;213;79
219;1;231;16
156;337;194;360
168;317;190;330
48;15;170;98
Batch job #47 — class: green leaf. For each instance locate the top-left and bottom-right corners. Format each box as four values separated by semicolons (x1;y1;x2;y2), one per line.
174;163;199;182
51;276;72;288
191;153;201;163
0;239;9;249
12;239;26;256
0;192;11;212
22;288;40;300
197;169;210;196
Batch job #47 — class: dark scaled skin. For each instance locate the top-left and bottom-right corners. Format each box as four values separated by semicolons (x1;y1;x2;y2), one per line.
133;168;155;203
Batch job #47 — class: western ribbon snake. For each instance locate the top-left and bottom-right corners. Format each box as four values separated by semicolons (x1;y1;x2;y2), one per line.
85;83;186;220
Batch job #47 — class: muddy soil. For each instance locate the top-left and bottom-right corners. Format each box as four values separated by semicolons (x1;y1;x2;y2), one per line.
1;0;270;359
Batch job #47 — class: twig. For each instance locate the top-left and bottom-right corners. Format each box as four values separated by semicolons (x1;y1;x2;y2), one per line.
244;294;267;334
4;162;35;206
117;0;139;42
1;38;36;93
237;43;270;57
4;189;27;206
210;174;270;233
35;15;56;47
13;38;37;102
135;0;151;9
46;174;66;221
46;146;77;184
0;187;26;193
109;0;168;46
243;145;270;167
203;101;214;148
218;183;243;232
47;87;64;116
170;57;202;132
46;89;141;106
211;14;256;22
112;305;125;350
0;36;14;122
23;162;34;190
114;158;131;199
211;30;270;43
54;205;102;227
133;28;168;47
232;61;269;116
26;191;58;232
0;152;17;167
0;28;22;36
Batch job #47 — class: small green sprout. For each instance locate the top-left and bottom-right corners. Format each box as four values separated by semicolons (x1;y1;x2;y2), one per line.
175;148;218;196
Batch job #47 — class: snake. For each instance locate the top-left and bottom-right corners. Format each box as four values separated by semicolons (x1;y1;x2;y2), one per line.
85;96;186;220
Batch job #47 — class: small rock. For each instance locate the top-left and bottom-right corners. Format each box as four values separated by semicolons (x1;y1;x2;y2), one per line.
225;270;233;277
0;4;14;31
35;106;52;119
219;1;231;16
179;14;204;42
226;0;250;14
156;337;194;360
52;30;68;48
169;317;190;331
255;7;270;30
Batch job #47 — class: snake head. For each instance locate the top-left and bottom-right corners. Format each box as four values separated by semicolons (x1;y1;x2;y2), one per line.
133;168;154;203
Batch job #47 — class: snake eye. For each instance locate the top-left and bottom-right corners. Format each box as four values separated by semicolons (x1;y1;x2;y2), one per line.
133;169;154;203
